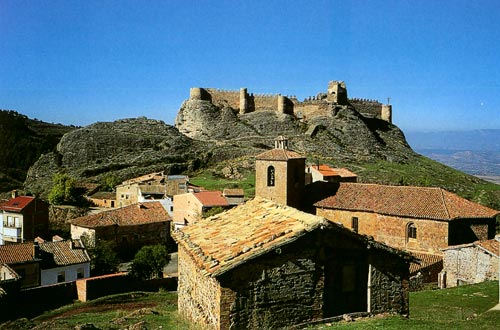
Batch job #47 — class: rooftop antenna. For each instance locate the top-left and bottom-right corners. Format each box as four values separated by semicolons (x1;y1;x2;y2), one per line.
387;97;391;105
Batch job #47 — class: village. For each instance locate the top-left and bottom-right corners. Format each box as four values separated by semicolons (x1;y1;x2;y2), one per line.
0;135;498;329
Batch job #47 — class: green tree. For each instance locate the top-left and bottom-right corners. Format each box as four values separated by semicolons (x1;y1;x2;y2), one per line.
100;174;121;191
81;233;120;276
48;173;78;205
129;244;170;280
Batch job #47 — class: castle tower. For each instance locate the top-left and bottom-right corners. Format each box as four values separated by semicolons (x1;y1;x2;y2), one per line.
382;104;392;123
327;81;348;104
255;136;305;209
239;88;248;114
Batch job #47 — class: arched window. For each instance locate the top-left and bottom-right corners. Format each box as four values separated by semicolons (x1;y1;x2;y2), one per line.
407;223;417;240
267;166;275;187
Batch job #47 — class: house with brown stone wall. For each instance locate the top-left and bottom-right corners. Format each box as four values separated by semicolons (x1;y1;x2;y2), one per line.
440;239;499;288
70;202;171;259
173;197;412;330
172;190;230;229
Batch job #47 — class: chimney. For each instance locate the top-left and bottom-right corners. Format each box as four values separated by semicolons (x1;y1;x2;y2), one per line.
11;190;18;199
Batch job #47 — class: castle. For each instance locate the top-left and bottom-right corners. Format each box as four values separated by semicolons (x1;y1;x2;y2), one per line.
189;80;392;122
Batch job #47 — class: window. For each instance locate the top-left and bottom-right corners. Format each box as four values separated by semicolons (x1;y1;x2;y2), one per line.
57;271;65;283
351;217;359;233
76;268;84;279
267;166;275;187
407;223;417;240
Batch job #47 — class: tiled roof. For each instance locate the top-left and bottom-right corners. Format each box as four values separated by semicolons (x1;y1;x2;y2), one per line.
0;243;36;264
255;148;305;161
475;239;499;256
315;183;499;221
311;165;357;178
173;197;411;278
223;188;244;197
194;191;229;207
443;239;499;257
409;252;443;276
39;240;90;266
0;196;34;212
70;201;170;228
89;191;116;200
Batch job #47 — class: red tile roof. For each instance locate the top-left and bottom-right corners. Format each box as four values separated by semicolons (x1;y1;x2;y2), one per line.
0;243;36;264
311;165;357;178
0;196;35;212
315;183;499;221
173;197;411;278
39;240;90;266
409;252;443;276
256;148;305;161
70;202;170;228
194;191;229;207
475;239;499;256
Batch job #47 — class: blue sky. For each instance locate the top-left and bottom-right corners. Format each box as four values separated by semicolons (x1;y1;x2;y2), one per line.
1;0;499;132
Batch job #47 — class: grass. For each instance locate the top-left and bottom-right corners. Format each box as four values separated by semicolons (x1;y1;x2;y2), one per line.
189;170;255;199
310;280;500;330
2;282;498;329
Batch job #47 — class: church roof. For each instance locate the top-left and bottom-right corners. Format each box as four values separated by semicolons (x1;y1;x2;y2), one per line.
315;183;499;221
255;148;305;161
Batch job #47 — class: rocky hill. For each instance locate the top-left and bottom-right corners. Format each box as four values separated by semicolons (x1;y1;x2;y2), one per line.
22;95;500;210
25;99;418;198
0;110;75;193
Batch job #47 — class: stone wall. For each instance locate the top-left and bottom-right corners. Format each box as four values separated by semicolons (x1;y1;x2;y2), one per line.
442;245;499;288
177;229;410;329
316;208;450;254
177;246;221;329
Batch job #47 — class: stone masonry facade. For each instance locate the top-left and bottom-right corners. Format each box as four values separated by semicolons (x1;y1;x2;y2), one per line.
177;230;409;330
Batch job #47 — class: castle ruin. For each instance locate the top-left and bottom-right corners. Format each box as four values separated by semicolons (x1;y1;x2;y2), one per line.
189;81;392;122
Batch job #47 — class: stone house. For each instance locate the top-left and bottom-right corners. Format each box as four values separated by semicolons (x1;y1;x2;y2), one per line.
314;183;498;255
0;242;40;288
87;191;116;208
173;197;412;330
0;238;89;288
440;239;499;288
115;172;188;208
0;194;49;245
172;190;230;229
305;164;358;184
70;201;171;259
222;188;245;205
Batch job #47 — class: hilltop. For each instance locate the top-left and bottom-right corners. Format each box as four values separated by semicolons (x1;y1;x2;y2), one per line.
0;110;75;193
21;83;500;211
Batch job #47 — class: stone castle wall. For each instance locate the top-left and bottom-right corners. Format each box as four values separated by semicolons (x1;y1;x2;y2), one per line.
189;81;392;122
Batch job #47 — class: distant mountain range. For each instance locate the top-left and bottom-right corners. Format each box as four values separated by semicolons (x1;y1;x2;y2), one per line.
405;129;500;178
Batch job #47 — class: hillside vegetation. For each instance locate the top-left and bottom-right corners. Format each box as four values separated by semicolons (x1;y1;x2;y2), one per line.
0;110;74;192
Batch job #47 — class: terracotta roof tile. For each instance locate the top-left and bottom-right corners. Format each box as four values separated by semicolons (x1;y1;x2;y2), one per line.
475;239;499;256
315;183;499;221
0;243;36;264
39;240;90;266
256;148;305;161
194;191;229;207
70;202;170;228
173;197;411;278
311;165;357;178
409;252;443;276
0;196;34;212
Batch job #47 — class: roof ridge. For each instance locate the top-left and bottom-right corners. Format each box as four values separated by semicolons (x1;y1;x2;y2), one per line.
439;188;451;219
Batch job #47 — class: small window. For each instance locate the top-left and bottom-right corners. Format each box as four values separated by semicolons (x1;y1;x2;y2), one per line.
267;166;275;187
170;206;174;212
408;223;417;240
76;268;84;279
351;217;359;233
57;271;65;283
